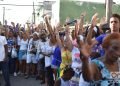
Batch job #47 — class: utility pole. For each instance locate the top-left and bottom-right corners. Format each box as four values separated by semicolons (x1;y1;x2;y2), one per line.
3;7;5;25
106;0;113;23
32;2;35;24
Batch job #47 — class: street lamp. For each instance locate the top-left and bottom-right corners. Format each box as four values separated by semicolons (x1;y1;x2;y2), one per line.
32;2;35;24
3;7;11;25
3;7;5;25
32;1;44;24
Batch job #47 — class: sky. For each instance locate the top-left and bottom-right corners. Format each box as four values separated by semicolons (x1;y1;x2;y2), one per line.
0;0;38;25
0;0;120;25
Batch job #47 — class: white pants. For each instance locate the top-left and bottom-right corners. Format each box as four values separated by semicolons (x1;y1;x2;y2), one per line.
26;54;37;64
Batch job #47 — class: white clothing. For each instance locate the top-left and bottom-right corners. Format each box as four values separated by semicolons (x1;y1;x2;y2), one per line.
27;38;39;52
0;36;7;62
19;39;28;50
45;45;55;67
26;38;39;64
37;40;48;59
26;54;37;64
44;43;53;67
60;78;70;86
37;40;54;67
27;38;33;52
17;36;21;46
72;46;82;71
79;58;91;86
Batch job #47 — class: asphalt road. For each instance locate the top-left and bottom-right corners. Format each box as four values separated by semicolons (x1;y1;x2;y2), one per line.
0;74;45;86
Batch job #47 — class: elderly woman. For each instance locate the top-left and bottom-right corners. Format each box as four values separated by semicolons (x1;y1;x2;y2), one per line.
79;32;120;86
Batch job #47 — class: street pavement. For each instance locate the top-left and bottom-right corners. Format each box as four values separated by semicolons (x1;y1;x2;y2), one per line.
0;74;45;86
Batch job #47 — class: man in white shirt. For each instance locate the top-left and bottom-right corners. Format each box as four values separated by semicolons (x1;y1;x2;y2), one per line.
0;25;11;86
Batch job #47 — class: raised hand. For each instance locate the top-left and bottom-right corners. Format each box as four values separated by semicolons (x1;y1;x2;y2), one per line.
54;26;59;35
91;13;99;27
65;25;70;34
81;43;91;60
56;22;62;31
77;36;91;61
11;22;15;27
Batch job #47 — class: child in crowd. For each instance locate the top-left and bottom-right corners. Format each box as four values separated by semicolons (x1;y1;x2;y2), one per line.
54;66;75;86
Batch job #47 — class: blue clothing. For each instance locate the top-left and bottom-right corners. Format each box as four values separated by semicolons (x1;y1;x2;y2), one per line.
95;34;107;56
7;38;15;45
18;50;27;60
52;46;61;68
90;59;120;86
96;34;106;45
7;38;16;53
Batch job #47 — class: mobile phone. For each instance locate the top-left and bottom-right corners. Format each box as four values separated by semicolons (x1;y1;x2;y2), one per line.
64;20;77;26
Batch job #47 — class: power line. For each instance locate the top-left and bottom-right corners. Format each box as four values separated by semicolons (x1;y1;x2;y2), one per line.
0;3;42;6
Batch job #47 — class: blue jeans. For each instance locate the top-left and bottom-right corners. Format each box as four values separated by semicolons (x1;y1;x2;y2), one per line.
0;61;11;86
9;58;17;74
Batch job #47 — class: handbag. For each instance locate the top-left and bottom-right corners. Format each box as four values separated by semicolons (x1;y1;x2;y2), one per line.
11;48;17;58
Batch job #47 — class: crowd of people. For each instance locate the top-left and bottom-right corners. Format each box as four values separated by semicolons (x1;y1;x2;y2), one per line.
0;12;120;86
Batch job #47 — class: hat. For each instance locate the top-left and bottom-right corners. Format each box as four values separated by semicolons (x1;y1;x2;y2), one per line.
33;32;39;37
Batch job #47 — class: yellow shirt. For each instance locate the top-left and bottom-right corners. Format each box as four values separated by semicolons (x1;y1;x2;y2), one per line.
60;49;72;76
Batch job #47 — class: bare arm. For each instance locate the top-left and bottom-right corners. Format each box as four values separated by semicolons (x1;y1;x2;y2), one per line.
65;26;73;51
86;13;99;47
86;25;98;47
4;44;8;61
45;16;54;35
45;16;56;44
99;17;107;34
74;15;84;39
55;27;63;49
78;14;84;35
77;38;92;81
75;22;79;38
77;37;98;81
26;23;31;37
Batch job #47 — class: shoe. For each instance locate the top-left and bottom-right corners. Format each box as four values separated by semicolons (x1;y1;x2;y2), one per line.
17;71;21;75
25;75;29;79
0;71;2;74
14;72;17;76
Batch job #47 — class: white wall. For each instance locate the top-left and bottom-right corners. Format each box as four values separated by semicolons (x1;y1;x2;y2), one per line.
51;0;60;26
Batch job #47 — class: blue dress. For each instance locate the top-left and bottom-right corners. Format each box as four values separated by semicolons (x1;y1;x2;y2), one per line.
89;59;120;86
